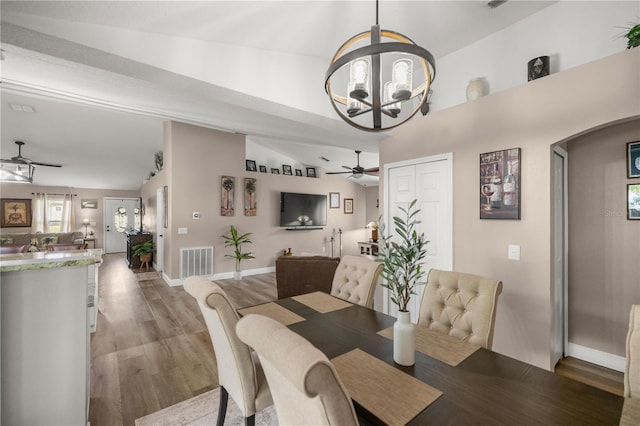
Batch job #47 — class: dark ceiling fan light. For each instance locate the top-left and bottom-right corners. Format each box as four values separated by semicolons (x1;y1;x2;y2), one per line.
325;150;379;178
325;0;436;132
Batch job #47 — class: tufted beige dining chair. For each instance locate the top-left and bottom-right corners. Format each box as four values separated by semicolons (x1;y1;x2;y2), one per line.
236;313;359;426
330;255;383;309
625;304;640;398
417;269;503;350
184;277;272;426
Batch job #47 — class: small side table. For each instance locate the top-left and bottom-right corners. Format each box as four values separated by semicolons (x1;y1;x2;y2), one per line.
83;238;96;249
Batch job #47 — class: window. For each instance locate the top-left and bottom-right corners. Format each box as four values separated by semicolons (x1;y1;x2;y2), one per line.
114;206;128;233
46;200;64;232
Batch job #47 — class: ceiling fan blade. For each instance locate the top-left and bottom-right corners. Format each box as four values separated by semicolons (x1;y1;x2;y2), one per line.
326;171;353;175
341;165;353;171
364;170;379;176
31;161;62;168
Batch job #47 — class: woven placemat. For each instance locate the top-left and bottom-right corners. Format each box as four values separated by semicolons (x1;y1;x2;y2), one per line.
238;302;305;326
291;291;352;313
620;397;640;426
378;325;480;367
332;348;442;426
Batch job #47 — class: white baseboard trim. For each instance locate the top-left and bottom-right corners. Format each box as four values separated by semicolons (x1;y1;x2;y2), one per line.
566;342;626;373
164;266;276;287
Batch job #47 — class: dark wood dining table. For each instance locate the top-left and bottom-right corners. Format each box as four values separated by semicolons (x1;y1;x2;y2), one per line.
260;295;624;425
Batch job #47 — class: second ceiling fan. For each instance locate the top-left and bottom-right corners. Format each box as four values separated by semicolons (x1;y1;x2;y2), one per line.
325;150;379;179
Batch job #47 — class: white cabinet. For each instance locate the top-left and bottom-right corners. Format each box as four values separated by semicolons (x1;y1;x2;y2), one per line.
1;254;98;425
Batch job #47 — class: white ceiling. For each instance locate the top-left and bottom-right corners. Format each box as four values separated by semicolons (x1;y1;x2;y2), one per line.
0;1;555;190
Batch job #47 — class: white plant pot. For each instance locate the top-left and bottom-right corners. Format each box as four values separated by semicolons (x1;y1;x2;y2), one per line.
233;271;242;280
393;311;416;366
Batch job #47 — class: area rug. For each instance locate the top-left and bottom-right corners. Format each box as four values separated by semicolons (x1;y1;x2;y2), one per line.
136;271;161;281
135;388;278;426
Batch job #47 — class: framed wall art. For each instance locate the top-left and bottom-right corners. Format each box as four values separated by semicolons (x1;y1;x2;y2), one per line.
163;186;169;228
344;198;354;214
295;168;303;176
629;184;640;220
259;165;267;173
282;164;293;175
271;168;280;174
244;178;257;216
480;148;521;220
81;199;98;209
1;198;32;227
627;141;640;178
246;160;257;172
221;176;235;216
306;167;317;178
329;192;340;209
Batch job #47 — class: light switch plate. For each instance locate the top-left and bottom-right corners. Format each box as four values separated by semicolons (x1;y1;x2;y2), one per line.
508;244;521;260
178;227;188;234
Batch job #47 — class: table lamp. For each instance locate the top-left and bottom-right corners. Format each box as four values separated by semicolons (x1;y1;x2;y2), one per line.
366;221;379;242
82;218;90;238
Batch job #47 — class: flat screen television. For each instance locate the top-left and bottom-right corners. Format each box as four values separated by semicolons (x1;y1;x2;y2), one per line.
280;192;327;228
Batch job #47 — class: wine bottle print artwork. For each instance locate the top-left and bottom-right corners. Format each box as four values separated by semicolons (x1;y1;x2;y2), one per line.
480;148;521;220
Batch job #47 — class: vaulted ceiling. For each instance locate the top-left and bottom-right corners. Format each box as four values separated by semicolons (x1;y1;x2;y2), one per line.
0;1;555;190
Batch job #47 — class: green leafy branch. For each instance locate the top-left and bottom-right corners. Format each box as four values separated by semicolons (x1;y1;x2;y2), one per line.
377;199;429;312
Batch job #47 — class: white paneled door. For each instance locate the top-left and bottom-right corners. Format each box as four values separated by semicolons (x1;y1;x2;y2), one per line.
384;154;453;322
104;198;140;253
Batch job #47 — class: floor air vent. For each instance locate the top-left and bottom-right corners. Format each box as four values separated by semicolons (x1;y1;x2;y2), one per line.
180;246;214;279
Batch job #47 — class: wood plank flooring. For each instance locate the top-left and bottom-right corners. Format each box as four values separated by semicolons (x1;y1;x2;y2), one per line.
89;253;276;426
554;356;624;397
89;253;623;425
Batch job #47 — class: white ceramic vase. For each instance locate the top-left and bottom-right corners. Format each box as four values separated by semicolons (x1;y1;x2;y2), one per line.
233;271;242;280
466;78;486;101
393;311;416;366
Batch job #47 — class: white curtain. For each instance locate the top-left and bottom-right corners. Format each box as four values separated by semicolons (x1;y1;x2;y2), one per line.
32;193;46;233
32;193;75;233
60;193;74;232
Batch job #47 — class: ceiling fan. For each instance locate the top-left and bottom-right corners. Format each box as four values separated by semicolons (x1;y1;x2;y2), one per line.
2;141;62;168
326;150;379;179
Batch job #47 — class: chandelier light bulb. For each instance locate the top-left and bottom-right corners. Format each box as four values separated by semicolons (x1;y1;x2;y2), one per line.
349;58;370;100
392;59;413;100
383;81;401;116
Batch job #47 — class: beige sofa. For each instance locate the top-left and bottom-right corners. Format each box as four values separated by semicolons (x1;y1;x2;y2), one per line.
0;231;84;252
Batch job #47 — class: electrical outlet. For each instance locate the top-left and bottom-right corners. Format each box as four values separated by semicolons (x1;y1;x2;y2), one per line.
508;244;521;260
178;227;188;234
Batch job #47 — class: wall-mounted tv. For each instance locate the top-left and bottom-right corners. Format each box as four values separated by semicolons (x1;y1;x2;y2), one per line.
280;192;327;229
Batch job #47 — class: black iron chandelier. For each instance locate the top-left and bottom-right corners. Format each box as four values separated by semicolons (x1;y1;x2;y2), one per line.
325;0;436;132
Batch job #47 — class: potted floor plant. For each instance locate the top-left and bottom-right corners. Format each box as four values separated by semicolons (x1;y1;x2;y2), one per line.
377;199;428;366
221;225;255;280
132;239;153;269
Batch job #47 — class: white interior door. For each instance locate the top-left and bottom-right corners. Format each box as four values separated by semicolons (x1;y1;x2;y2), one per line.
104;198;140;254
384;153;453;322
553;147;568;367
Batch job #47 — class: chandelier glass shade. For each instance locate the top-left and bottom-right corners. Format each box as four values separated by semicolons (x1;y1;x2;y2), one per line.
0;160;34;183
325;19;436;132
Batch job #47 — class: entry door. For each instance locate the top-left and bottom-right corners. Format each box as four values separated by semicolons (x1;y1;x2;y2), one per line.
104;198;140;253
384;153;453;321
